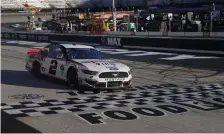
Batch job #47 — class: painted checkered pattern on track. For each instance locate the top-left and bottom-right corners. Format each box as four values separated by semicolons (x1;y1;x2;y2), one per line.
1;83;224;118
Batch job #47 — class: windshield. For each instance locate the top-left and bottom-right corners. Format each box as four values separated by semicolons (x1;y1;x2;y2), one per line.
66;48;108;60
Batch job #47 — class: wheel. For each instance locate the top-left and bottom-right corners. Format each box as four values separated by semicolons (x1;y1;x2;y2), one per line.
32;61;41;77
67;68;79;89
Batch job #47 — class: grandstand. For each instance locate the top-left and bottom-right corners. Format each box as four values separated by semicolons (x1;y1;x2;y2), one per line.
1;0;148;10
1;0;223;14
1;0;224;10
1;0;224;12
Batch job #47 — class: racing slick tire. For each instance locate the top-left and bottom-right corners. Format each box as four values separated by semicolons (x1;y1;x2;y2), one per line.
67;68;79;89
32;61;41;77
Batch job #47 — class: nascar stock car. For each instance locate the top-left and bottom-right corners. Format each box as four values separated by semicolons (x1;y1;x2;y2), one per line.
25;43;132;89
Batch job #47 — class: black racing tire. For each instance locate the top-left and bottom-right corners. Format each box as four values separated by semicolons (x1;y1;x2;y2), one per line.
67;68;79;89
32;61;41;77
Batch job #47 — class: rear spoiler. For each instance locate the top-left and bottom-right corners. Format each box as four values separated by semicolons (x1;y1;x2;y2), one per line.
27;47;43;54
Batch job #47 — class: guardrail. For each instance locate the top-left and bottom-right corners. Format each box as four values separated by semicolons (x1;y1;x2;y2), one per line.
1;31;224;56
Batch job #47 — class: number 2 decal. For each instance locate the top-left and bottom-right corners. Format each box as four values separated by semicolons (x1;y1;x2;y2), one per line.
49;60;58;75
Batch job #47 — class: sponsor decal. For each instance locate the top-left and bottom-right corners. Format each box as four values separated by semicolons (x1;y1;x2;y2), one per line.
28;35;35;40
3;84;223;125
37;35;49;41
104;63;119;70
105;78;125;81
8;94;44;100
60;65;64;70
107;37;121;47
76;99;224;125
11;33;17;39
101;37;122;47
41;67;45;72
112;73;118;77
73;84;224;125
77;112;107;125
60;65;65;75
61;71;64;75
19;34;27;40
80;60;112;64
4;33;11;39
75;104;189;125
174;100;224;111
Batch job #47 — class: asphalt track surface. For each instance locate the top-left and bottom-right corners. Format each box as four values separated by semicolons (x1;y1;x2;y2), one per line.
1;40;224;133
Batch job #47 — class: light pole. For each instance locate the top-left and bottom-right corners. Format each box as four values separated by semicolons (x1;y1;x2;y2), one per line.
64;1;66;17
210;3;215;32
112;0;117;31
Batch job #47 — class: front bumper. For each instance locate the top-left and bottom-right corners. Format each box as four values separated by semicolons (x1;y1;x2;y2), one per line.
80;78;132;89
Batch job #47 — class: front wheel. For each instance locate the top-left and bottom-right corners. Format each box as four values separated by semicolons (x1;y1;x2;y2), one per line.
67;68;79;89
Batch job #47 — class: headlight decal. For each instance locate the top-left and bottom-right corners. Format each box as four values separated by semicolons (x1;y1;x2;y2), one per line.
81;69;98;75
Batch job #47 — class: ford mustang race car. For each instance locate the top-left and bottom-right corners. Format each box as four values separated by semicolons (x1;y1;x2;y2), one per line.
25;43;132;89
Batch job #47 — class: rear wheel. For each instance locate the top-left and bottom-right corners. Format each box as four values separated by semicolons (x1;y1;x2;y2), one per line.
67;68;79;89
32;61;41;77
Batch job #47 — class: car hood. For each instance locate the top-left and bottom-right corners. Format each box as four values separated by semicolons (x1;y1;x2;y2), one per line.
71;59;130;72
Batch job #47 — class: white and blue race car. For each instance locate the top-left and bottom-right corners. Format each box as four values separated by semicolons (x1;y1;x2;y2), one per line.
25;43;132;89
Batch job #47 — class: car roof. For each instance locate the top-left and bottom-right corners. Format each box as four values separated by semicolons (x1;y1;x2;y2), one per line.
59;43;95;49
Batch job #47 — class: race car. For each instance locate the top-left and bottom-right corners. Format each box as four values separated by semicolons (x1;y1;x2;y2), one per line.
25;43;132;89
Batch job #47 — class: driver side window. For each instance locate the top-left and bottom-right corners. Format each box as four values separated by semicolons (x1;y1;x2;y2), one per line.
48;46;64;59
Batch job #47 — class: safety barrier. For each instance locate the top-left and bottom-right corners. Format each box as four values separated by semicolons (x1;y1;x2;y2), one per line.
17;30;224;38
1;31;224;55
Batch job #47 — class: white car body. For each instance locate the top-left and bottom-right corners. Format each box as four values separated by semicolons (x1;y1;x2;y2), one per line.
25;43;132;89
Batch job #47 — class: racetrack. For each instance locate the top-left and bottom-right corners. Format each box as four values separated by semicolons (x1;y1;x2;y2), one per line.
1;41;224;133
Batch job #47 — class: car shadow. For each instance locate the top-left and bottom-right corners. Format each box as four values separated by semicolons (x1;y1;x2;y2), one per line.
1;111;41;133
1;70;68;90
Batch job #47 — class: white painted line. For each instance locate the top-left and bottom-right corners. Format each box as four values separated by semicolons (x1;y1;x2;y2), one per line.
18;42;38;45
114;49;129;52
98;48;128;51
39;43;50;45
125;52;175;56
103;51;145;54
126;45;224;55
100;51;116;54
160;54;219;60
5;40;50;46
5;41;20;43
